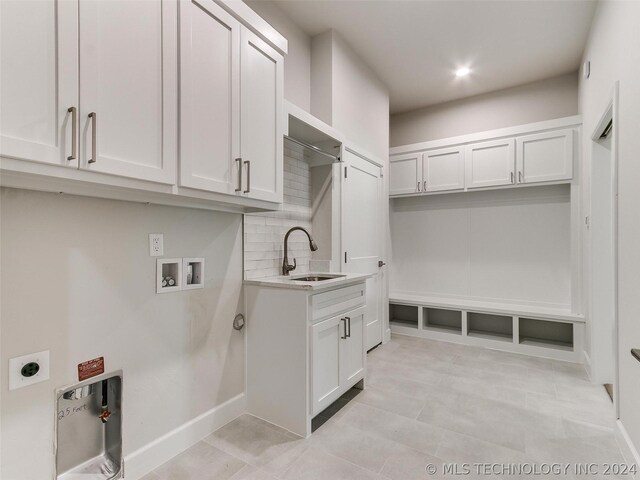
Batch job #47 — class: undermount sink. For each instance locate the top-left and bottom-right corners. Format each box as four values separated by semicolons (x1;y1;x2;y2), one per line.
290;274;346;282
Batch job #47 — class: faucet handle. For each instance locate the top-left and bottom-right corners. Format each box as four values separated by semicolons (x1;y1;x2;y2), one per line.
289;258;297;272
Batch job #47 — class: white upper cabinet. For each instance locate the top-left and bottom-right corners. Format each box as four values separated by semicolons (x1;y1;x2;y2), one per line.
389;153;421;195
465;138;515;189
240;28;284;203
516;129;574;184
79;0;177;184
179;0;240;194
0;0;78;167
422;146;465;192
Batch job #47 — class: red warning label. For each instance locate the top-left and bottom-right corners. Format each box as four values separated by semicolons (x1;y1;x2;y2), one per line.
78;357;105;381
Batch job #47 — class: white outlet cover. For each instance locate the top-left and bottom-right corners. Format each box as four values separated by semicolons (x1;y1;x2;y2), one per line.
9;350;50;390
149;233;164;257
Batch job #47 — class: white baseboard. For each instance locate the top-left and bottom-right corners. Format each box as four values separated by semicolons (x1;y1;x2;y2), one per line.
123;393;246;479
616;420;640;480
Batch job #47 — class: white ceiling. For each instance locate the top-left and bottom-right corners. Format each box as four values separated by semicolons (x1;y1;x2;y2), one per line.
273;0;597;114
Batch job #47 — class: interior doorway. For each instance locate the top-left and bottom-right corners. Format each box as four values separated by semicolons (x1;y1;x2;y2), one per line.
589;83;619;414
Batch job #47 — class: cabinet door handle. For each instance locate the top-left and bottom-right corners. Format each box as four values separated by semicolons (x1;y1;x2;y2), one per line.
423;180;427;192
88;112;97;164
235;158;242;192
416;181;421;192
510;171;514;184
340;318;347;339
243;160;251;193
67;107;77;161
518;171;523;183
345;316;351;338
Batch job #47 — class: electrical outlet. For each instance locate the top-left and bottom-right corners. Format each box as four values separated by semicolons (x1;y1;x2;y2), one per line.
9;350;50;390
149;233;163;257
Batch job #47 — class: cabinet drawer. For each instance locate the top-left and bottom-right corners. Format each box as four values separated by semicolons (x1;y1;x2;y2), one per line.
311;283;366;323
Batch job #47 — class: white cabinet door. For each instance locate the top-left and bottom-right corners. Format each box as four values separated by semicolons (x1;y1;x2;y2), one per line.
79;0;177;184
179;0;240;194
0;0;78;167
240;27;283;203
389;153;421;195
311;315;344;416
465;138;515;189
341;306;366;385
516;129;574;184
423;146;465;192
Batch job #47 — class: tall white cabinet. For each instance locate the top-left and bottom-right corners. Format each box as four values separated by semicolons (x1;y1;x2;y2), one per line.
79;0;177;184
0;0;78;167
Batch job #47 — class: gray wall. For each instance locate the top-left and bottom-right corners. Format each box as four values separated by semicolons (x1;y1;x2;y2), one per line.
0;189;245;479
579;0;640;458
390;72;579;147
246;0;312;112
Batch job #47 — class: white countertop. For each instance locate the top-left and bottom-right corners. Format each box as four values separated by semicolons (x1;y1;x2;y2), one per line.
244;272;371;291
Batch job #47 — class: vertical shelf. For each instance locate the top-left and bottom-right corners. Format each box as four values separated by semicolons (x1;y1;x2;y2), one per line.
423;307;462;335
466;312;513;342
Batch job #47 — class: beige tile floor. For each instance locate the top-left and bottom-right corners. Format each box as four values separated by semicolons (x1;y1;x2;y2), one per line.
143;335;627;480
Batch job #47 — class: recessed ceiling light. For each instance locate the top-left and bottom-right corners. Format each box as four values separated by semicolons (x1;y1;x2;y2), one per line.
455;67;471;77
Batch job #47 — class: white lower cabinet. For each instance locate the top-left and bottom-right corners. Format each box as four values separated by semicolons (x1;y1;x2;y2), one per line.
246;279;367;437
311;306;365;416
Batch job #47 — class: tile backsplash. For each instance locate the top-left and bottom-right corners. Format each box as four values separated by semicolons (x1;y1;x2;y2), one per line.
244;144;313;279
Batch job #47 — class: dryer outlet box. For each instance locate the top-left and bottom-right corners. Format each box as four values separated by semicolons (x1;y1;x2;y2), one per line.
9;350;50;390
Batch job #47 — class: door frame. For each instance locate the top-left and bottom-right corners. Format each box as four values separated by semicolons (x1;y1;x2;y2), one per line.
589;81;620;417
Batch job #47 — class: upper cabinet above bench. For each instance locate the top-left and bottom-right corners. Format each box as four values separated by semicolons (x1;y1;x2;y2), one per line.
0;0;285;212
389;117;579;197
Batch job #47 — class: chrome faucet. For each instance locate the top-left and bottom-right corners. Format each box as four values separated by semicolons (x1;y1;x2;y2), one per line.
282;227;318;275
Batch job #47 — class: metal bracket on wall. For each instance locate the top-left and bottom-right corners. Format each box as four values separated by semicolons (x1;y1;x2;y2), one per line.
233;313;245;331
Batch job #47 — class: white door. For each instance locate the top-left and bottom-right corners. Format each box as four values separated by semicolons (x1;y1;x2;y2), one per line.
466;138;515;189
343;149;384;350
0;0;78;167
341;306;366;385
179;0;240;194
516;129;574;184
423;146;465;192
389;153;421;195
79;0;177;184
310;315;344;415
240;27;283;203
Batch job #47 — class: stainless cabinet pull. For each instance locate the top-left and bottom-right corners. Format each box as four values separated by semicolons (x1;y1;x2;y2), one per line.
243;160;251;193
423;180;427;191
345;316;351;338
67;107;77;161
518;171;523;183
416;181;421;192
340;318;347;339
88;112;97;164
510;172;514;184
235;158;242;192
